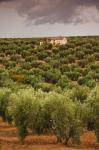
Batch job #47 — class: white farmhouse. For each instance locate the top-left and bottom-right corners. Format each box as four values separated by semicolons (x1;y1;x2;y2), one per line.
48;36;67;45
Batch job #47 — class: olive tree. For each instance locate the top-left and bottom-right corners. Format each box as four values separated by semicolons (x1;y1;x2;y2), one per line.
43;92;83;145
87;86;99;142
8;89;47;143
8;88;35;143
0;88;12;122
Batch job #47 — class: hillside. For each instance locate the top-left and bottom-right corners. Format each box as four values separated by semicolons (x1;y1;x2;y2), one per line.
0;36;99;147
0;36;99;91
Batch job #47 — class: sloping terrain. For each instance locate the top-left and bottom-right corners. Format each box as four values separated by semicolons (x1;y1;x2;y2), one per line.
0;37;99;150
0;36;99;90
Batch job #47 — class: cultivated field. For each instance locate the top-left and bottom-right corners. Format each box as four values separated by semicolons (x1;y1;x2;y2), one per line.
0;37;99;149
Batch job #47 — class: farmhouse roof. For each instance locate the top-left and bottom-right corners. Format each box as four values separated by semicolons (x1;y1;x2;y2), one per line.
48;36;66;40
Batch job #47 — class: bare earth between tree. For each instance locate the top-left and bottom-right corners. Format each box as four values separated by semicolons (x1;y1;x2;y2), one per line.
0;118;99;150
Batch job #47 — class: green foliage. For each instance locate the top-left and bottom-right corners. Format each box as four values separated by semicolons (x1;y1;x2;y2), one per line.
65;71;81;81
0;37;99;87
0;37;99;145
87;86;99;142
0;85;98;145
8;89;35;143
78;76;96;88
78;59;88;68
0;88;12;122
68;85;90;103
44;69;61;83
57;75;69;89
37;82;53;92
45;93;82;145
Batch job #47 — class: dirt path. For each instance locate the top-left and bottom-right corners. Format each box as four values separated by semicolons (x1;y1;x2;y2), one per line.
0;118;99;150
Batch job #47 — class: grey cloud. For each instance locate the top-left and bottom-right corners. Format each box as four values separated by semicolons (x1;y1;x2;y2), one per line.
1;0;99;24
0;0;14;2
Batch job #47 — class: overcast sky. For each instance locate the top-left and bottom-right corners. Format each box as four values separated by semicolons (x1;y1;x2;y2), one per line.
0;0;99;37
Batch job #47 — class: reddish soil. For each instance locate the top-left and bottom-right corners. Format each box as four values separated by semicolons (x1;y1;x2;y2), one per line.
0;118;99;150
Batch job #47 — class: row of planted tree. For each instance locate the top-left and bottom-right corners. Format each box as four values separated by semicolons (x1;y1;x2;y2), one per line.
0;37;99;90
0;85;99;145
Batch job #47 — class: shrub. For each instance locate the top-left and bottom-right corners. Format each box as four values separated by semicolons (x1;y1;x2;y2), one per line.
37;51;48;60
57;75;69;89
44;69;61;84
37;83;53;92
60;64;70;74
86;55;95;63
65;71;81;81
26;75;42;89
70;86;90;103
21;62;32;70
94;53;99;61
78;59;88;68
67;54;75;63
75;51;85;59
78;77;96;88
90;64;99;71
